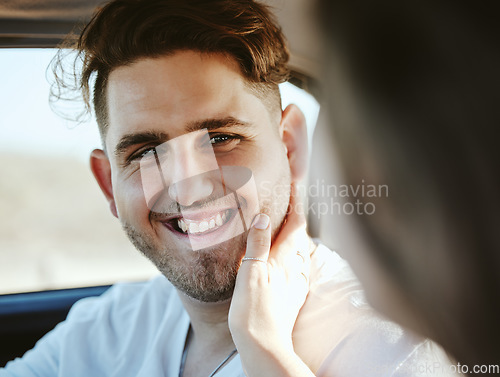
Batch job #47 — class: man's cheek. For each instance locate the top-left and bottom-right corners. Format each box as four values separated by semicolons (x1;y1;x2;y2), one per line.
220;165;260;235
114;183;149;222
259;180;273;198
139;159;165;209
265;182;291;217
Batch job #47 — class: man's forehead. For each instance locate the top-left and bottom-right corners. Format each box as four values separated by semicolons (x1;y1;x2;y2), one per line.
107;51;245;100
105;51;262;137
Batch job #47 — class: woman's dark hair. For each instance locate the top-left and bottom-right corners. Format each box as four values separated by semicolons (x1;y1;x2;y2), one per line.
318;0;499;370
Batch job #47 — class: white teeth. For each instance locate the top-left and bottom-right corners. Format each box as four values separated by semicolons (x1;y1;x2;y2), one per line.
199;221;208;232
178;219;188;233
176;210;229;235
189;223;198;234
215;214;223;226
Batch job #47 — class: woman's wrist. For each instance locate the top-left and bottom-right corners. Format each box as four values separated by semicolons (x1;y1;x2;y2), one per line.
237;338;312;377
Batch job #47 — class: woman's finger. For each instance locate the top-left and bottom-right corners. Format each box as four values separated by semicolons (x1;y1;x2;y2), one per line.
241;213;271;263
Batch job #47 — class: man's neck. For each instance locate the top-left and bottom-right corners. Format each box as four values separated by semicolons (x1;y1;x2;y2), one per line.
177;291;234;350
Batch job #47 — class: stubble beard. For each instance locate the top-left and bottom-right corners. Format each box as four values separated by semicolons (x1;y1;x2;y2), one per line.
121;176;291;303
123;222;248;302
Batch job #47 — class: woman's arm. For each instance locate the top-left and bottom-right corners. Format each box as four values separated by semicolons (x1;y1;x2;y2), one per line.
229;183;316;377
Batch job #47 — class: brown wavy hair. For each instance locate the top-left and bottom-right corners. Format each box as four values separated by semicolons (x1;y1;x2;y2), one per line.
54;0;290;139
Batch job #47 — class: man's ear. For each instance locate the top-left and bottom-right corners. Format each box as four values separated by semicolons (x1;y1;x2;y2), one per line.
90;149;118;218
280;104;308;182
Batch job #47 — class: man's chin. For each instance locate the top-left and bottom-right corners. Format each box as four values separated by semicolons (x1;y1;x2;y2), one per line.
157;233;248;303
122;201;287;303
175;278;236;303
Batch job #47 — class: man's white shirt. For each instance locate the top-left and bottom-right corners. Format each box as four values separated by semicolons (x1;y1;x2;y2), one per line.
1;245;456;377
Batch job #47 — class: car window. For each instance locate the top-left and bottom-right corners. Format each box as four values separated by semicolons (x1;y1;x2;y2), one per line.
0;48;319;295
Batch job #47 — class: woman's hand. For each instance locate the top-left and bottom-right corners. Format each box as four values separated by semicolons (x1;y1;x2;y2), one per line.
229;183;315;376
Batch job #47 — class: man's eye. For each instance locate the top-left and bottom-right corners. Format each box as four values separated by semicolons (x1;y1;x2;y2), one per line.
128;147;157;164
210;135;229;144
140;147;157;158
208;134;241;148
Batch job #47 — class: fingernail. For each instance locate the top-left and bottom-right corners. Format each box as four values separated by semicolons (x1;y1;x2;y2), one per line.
252;214;270;230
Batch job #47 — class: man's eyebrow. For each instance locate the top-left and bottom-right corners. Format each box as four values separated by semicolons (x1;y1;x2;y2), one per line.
114;118;249;158
114;131;169;158
185;117;250;133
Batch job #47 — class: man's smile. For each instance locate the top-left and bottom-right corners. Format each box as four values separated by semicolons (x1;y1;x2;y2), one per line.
154;194;247;251
158;207;234;236
176;208;232;234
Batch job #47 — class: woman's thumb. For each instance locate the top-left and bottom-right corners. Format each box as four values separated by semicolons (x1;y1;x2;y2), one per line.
244;213;271;262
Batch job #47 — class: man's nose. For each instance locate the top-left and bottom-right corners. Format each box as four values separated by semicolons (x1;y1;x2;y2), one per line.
167;148;217;207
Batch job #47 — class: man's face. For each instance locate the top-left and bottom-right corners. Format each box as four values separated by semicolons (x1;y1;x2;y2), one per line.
102;51;292;302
